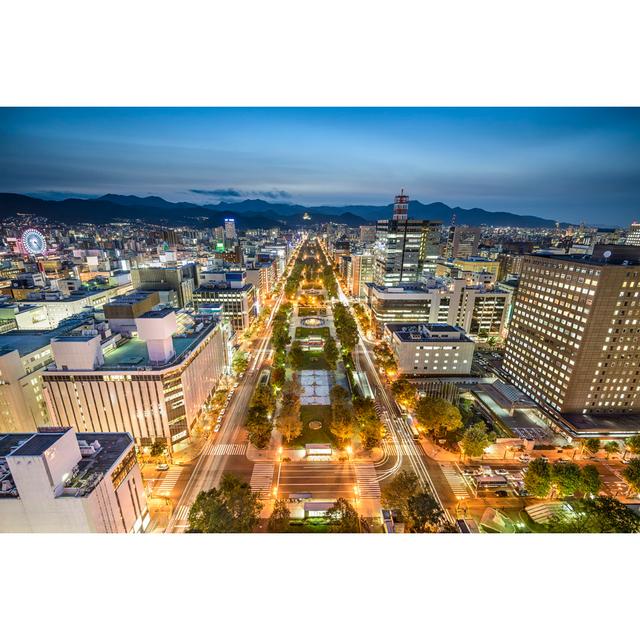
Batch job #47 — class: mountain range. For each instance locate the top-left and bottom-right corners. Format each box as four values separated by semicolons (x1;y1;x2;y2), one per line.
0;192;569;229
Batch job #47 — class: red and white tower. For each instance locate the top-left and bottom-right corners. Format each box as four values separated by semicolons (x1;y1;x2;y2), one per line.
392;188;409;222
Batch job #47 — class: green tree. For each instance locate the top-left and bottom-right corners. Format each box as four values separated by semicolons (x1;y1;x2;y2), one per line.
391;379;417;410
583;438;601;456
326;497;362;532
246;404;273;449
547;496;640;533
150;439;167;458
580;464;602;496
329;385;355;447
380;470;419;521
288;340;304;370
604;441;620;459
622;458;640;495
625;434;640;457
232;350;250;376
524;457;551;498
406;492;445;532
550;461;583;497
280;376;302;415
276;413;303;443
267;499;291;532
414;396;463;439
324;335;339;370
460;420;490;458
352;397;385;448
188;473;262;533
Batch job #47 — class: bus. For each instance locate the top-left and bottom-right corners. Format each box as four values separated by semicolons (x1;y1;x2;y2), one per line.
406;415;420;440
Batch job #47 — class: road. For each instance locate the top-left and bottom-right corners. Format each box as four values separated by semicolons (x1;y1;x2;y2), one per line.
317;238;454;521
164;246;302;532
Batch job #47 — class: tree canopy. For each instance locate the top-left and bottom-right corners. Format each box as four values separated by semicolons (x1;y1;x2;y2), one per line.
583;438;601;456
326;498;362;532
524;458;552;498
380;470;420;522
414;396;463;439
391;379;417;410
188;473;262;533
406;492;445;532
267;499;291;532
460;420;490;458
547;496;640;533
622;458;640;495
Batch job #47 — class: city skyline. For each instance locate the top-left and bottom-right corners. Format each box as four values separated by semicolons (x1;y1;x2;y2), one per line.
1;107;640;226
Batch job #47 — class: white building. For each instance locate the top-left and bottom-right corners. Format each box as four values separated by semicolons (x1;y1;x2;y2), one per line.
43;310;231;451
384;323;475;377
0;427;148;533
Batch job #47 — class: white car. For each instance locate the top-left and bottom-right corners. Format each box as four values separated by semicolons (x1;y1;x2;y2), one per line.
214;424;221;433
219;409;226;416
518;455;531;463
495;469;509;476
233;382;240;389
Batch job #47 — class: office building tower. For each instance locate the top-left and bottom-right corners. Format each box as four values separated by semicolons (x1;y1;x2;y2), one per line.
131;263;198;308
224;218;237;241
503;253;640;415
193;270;257;331
625;222;640;247
451;226;481;259
359;225;377;244
373;190;441;286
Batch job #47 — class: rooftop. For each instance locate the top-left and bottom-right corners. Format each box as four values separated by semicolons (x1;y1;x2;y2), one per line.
0;314;91;357
386;323;472;342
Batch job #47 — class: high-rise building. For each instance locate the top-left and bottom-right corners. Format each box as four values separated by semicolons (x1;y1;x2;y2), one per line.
366;279;510;338
193;270;257;331
131;263;198;308
359;225;377;244
373;190;441;286
503;253;640;415
224;218;237;242
0;427;148;533
347;253;375;299
451;226;481;259
625;222;640;247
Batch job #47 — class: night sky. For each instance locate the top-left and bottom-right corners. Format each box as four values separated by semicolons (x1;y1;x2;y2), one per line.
1;107;639;226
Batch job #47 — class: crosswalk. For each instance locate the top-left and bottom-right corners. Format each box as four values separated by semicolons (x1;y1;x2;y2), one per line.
156;468;183;495
439;463;471;498
174;505;190;523
201;442;248;456
354;462;381;499
250;462;274;496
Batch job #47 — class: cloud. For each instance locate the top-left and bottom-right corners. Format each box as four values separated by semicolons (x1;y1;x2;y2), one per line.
190;188;292;200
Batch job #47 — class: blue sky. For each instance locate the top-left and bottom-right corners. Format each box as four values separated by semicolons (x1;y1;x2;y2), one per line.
1;107;639;225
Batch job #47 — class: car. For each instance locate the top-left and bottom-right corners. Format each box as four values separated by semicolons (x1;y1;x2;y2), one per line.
233;382;240;388
214;424;221;433
494;490;509;497
539;455;549;461
622;459;631;464
219;409;226;416
495;469;509;475
518;455;531;463
239;373;244;379
516;488;529;497
156;463;169;471
216;415;222;423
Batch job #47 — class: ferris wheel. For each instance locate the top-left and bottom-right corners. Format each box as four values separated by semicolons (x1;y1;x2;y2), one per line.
21;228;47;256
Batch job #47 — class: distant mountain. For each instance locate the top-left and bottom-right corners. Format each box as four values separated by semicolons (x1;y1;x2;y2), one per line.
0;192;568;229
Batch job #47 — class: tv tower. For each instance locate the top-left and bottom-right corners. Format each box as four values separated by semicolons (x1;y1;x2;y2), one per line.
392;188;409;221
